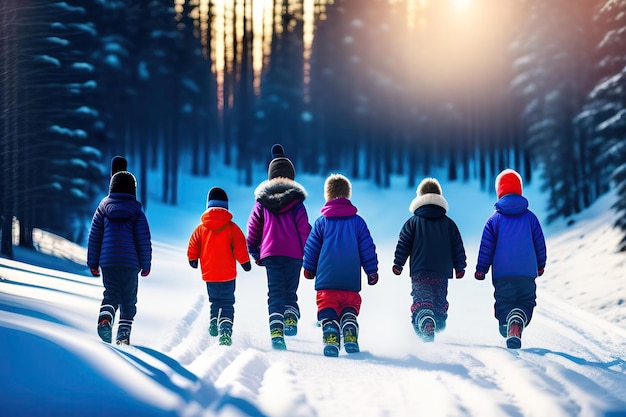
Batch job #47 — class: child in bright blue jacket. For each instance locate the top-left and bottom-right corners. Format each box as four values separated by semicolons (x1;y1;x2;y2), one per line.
303;174;378;357
88;171;152;345
475;169;547;349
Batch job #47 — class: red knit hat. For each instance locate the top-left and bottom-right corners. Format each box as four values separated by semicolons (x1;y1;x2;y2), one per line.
495;169;523;198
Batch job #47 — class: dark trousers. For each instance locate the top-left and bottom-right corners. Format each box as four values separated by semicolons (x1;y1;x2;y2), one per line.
206;280;236;324
493;277;537;326
101;266;139;321
262;256;302;324
410;277;449;325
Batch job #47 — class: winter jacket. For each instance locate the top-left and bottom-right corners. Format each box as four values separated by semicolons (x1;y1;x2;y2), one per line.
303;198;378;292
393;194;466;278
476;194;547;280
187;207;250;282
246;178;312;261
87;193;152;272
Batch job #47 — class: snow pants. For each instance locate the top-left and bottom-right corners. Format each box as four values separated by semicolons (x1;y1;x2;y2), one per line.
410;276;449;330
262;256;302;331
206;280;236;327
492;276;536;327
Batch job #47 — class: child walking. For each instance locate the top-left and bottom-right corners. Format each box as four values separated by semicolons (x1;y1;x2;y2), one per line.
392;178;466;342
88;170;152;345
303;174;379;357
246;144;312;350
188;187;251;346
475;169;547;349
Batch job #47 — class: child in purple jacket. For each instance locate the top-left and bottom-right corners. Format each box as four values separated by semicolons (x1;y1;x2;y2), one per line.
246;144;312;350
303;174;378;357
475;169;547;349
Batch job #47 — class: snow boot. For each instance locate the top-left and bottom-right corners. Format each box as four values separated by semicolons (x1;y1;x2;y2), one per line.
218;319;233;346
116;319;133;345
269;313;286;350
209;317;218;337
322;319;340;357
340;312;359;354
413;309;436;342
97;304;116;343
284;307;299;336
506;308;526;349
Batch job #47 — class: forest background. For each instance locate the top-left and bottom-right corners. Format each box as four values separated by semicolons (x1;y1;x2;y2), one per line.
1;0;625;255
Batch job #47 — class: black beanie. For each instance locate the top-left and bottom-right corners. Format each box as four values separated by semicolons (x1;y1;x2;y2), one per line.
206;187;228;209
111;156;128;176
109;171;136;196
268;144;295;180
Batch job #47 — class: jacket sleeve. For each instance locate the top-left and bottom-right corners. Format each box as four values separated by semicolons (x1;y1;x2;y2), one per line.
357;217;378;276
303;217;323;273
187;225;201;261
393;218;414;267
449;219;467;272
87;206;104;268
231;223;251;266
531;213;547;270
135;210;152;271
246;202;263;260
476;214;497;274
295;203;312;252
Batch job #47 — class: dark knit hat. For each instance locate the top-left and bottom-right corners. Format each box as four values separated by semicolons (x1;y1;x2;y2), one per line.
324;174;352;201
109;171;136;196
495;169;523;198
206;187;228;209
111;155;128;176
417;177;442;196
268;144;295;180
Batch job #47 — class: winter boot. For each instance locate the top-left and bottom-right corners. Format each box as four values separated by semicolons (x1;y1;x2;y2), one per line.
413;309;436;342
340;312;359;353
97;304;116;343
116;319;133;345
284;307;299;336
506;308;526;349
218;319;233;346
322;319;340;357
209;317;218;337
269;313;286;350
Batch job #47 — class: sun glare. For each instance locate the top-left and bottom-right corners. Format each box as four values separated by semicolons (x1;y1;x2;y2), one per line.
451;0;472;12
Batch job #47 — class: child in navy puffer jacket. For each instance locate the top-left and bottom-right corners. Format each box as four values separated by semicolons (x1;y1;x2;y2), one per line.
393;178;466;342
475;169;547;349
303;174;378;357
88;171;152;345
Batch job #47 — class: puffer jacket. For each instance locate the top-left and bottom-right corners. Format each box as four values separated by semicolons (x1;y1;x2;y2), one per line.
393;193;466;278
246;178;312;261
476;194;547;279
303;198;378;292
188;207;250;282
87;192;152;272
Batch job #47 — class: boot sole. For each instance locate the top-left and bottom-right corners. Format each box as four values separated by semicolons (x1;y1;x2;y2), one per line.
344;342;360;353
323;345;339;357
284;326;297;336
98;326;112;343
506;336;521;349
271;337;287;350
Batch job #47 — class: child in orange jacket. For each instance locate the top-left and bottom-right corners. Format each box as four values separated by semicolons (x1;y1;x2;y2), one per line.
188;187;251;345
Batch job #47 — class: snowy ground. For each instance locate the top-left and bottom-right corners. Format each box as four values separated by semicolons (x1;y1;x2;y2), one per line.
1;167;625;416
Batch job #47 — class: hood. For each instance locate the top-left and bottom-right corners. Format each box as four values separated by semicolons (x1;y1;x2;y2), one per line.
409;193;448;214
200;207;233;231
254;178;307;213
495;194;529;215
320;197;357;218
102;193;140;220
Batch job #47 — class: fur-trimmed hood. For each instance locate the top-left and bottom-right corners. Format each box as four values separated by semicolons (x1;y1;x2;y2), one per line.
409;193;449;213
254;178;307;213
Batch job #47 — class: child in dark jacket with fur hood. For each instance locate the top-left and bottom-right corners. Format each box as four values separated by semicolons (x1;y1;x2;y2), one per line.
88;170;152;345
393;178;466;342
475;169;547;349
303;174;379;357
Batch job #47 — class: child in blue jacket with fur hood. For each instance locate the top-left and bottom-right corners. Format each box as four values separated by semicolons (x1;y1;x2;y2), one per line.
303;174;378;357
475;169;547;349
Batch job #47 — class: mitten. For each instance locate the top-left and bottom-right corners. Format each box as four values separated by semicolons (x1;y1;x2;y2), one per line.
474;271;485;280
189;259;198;269
392;264;403;275
455;270;465;279
242;261;252;271
90;267;100;277
303;270;315;279
141;269;150;277
538;268;544;277
368;272;379;285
